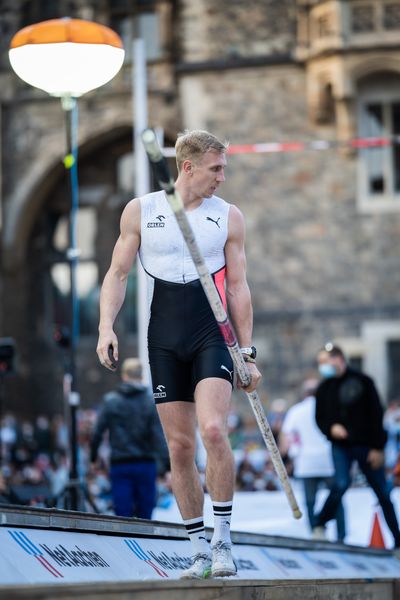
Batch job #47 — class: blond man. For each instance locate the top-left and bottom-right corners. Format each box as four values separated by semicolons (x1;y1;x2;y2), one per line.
97;130;261;578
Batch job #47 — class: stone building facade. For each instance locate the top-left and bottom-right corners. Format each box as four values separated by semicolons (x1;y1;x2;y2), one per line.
0;0;399;416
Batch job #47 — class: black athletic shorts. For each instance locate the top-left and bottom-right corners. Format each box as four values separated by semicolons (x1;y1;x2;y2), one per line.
148;277;234;403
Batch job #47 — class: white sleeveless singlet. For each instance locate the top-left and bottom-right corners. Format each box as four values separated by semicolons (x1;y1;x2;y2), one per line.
139;190;230;285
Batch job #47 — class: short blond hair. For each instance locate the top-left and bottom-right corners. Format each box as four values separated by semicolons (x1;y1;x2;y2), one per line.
175;130;228;172
121;358;142;380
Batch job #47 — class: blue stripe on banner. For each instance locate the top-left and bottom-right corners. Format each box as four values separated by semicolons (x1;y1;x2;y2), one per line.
125;539;143;560
124;539;136;556
134;540;150;561
9;531;35;556
19;531;43;556
125;539;148;561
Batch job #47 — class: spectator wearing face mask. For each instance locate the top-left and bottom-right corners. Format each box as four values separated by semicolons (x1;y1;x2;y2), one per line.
313;343;400;555
280;378;346;541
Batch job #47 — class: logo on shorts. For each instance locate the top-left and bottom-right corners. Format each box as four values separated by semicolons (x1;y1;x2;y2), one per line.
154;384;167;399
147;215;166;228
220;365;233;380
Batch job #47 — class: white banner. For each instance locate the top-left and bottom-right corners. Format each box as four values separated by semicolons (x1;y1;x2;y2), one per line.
0;527;399;585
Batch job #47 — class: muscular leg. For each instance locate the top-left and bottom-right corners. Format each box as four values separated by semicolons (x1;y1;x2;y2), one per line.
195;377;235;502
195;377;237;576
157;400;204;519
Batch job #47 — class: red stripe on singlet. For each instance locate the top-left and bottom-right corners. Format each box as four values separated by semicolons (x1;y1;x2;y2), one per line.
213;267;227;310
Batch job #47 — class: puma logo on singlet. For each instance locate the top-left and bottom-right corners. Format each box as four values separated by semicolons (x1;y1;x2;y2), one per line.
220;365;233;380
206;216;221;228
147;215;166;228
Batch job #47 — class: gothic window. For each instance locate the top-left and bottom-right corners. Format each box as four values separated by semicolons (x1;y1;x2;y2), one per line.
351;5;375;33
351;2;400;34
359;101;400;195
357;73;400;209
383;4;400;30
362;103;386;194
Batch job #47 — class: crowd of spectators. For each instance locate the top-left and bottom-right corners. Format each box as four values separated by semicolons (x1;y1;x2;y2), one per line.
0;412;63;505
0;396;399;513
0;410;110;510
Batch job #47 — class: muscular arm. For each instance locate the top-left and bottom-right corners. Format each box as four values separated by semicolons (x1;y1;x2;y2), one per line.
97;198;141;369
225;205;261;392
225;205;253;344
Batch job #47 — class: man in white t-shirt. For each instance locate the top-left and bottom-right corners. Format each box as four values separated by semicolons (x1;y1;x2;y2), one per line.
281;379;346;542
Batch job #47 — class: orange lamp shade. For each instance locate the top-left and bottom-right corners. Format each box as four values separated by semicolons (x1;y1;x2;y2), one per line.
9;18;125;97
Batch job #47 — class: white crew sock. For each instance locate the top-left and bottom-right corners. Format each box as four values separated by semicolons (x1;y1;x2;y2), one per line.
211;500;232;547
183;517;210;555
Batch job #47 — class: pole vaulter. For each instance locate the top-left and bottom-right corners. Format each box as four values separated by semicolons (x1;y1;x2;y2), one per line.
141;128;302;520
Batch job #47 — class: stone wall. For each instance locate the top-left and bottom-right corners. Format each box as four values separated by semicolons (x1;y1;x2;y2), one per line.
179;0;297;62
0;0;400;414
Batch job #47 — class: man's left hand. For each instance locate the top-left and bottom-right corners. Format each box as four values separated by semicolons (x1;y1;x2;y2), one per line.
237;361;262;393
367;449;384;470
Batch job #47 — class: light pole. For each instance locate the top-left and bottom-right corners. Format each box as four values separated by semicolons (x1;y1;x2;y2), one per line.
9;17;124;510
133;37;151;384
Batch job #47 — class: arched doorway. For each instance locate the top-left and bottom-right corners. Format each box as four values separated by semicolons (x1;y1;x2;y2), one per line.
3;124;164;416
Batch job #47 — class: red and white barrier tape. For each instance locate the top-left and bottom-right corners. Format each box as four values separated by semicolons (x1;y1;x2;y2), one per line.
162;135;398;157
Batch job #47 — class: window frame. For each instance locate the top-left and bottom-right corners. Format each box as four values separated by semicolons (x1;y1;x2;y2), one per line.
357;81;400;213
362;321;400;403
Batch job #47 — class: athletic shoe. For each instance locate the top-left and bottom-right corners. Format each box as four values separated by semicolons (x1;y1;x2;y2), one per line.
211;541;237;577
312;526;327;541
180;553;212;579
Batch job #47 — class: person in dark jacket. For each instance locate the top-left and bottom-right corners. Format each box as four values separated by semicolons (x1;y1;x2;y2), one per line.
313;344;400;549
90;358;168;519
